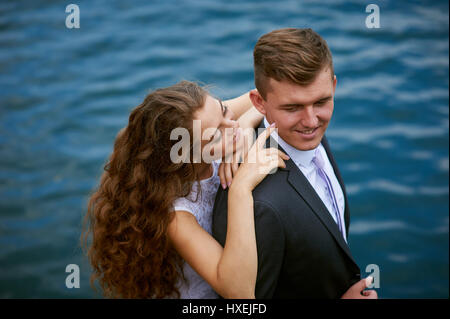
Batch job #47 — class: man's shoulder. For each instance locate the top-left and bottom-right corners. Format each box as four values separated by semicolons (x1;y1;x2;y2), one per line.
252;167;289;201
214;165;290;209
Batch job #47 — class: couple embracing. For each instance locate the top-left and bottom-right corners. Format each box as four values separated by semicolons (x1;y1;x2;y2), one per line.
83;28;378;299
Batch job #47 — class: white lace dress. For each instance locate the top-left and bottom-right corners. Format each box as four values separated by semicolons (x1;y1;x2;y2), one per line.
171;160;221;299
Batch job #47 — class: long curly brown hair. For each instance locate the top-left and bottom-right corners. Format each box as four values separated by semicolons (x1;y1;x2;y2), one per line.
81;81;208;298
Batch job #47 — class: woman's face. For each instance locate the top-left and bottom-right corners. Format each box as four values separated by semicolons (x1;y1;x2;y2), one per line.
193;95;241;163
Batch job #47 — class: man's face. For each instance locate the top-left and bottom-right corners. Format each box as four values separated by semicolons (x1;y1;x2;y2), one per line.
257;67;337;151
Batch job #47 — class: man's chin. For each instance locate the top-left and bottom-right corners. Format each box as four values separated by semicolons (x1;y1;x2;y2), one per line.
288;137;322;151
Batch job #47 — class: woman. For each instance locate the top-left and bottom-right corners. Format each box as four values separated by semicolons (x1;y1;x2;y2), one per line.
82;80;289;299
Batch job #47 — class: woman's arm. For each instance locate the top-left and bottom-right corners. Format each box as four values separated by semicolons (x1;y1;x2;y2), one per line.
224;89;263;129
223;91;254;120
217;185;256;297
167;125;289;299
237;106;264;130
168;188;256;298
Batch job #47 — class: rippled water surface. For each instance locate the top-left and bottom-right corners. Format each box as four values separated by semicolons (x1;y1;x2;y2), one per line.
0;0;448;298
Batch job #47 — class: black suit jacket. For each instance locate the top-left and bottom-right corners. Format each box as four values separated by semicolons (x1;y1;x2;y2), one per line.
212;120;361;298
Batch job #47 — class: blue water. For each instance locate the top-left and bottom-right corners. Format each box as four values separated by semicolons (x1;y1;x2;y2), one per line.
0;0;448;298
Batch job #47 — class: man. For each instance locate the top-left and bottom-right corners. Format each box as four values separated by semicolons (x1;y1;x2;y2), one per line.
212;28;377;298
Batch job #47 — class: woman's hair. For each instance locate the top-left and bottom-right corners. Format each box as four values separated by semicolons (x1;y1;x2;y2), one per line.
253;27;334;99
81;80;208;298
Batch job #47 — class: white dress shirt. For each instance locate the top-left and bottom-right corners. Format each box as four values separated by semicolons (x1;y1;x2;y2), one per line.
263;118;347;241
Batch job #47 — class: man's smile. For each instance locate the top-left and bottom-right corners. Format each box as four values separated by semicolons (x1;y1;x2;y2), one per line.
293;126;320;139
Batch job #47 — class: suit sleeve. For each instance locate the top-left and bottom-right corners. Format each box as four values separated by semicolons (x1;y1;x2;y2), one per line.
212;189;285;298
212;186;228;247
253;200;285;299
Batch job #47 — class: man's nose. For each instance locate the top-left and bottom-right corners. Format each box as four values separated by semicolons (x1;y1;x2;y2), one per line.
301;106;318;128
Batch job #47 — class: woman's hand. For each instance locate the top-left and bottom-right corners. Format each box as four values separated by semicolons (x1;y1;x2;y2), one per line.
219;105;264;189
218;127;250;189
230;123;289;192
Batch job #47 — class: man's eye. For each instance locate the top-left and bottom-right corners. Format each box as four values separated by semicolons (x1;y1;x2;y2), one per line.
315;99;330;106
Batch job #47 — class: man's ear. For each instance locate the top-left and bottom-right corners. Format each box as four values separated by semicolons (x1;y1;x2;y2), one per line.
249;89;267;116
333;75;337;93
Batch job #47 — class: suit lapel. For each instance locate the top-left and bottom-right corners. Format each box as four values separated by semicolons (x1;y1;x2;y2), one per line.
284;153;357;266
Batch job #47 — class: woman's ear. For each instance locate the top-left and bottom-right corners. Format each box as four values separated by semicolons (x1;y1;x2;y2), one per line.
249;89;267;116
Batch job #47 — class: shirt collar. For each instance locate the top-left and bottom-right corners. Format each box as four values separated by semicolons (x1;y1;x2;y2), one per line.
263;117;318;168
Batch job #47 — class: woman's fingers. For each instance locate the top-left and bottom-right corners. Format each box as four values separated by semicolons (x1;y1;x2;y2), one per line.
232;156;239;176
219;163;234;189
255;150;287;175
219;163;226;189
264;149;289;162
255;122;276;150
278;150;290;161
265;148;289;160
277;156;287;169
251;148;289;177
224;162;233;188
270;153;287;170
